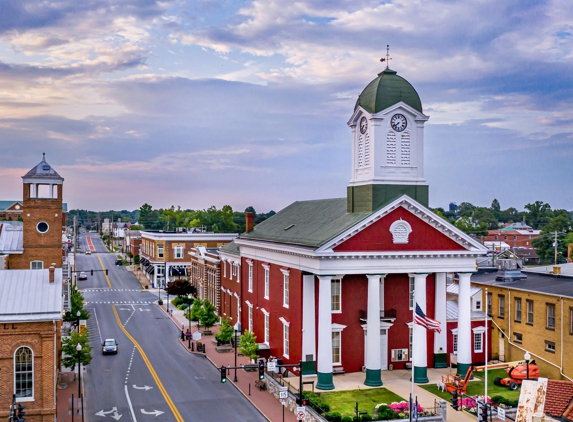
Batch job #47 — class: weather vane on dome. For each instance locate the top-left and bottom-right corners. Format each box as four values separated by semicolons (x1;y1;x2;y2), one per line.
380;45;392;69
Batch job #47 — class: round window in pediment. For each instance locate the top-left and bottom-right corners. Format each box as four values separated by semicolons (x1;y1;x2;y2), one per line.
37;221;49;233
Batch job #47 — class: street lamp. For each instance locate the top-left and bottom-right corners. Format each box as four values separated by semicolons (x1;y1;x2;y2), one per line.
76;310;81;332
234;322;241;383
524;351;531;380
76;343;82;401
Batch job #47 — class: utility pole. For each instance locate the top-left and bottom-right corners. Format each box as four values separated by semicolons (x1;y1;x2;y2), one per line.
555;231;558;265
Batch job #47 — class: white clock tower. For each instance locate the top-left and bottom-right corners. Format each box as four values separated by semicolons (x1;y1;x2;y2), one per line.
347;67;430;212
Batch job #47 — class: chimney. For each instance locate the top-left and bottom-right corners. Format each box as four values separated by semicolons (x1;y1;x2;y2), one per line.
245;212;254;233
49;264;55;283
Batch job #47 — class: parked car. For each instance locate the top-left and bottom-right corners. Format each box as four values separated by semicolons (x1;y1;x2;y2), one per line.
85;250;92;255
115;259;123;266
102;339;118;355
78;271;88;280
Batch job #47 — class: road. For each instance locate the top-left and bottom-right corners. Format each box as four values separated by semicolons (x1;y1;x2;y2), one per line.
75;230;266;422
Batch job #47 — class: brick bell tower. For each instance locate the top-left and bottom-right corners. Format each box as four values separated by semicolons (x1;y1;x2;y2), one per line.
19;153;64;269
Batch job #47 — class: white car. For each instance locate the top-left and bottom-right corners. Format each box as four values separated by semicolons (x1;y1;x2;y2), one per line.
78;271;88;280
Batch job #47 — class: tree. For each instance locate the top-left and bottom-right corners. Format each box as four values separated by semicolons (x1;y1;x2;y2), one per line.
532;232;568;262
199;300;218;331
457;202;476;218
61;330;93;369
239;330;259;360
524;201;552;229
188;298;203;325
215;317;234;344
472;207;498;230
63;285;90;327
165;279;196;297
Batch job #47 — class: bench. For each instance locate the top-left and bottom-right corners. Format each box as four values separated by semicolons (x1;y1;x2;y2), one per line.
333;366;345;375
254;379;267;391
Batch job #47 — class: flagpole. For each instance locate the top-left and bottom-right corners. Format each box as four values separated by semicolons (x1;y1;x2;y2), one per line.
485;287;488;404
410;294;415;422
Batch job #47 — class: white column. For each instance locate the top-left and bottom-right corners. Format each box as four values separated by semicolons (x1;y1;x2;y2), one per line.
153;264;158;288
434;272;448;366
413;273;429;383
316;275;334;390
457;273;473;375
365;274;384;386
302;274;316;363
165;263;170;288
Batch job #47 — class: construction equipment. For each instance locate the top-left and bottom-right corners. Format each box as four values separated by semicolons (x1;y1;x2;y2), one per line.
493;361;540;390
442;361;539;394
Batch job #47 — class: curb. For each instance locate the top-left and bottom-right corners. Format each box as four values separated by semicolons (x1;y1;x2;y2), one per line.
158;305;272;422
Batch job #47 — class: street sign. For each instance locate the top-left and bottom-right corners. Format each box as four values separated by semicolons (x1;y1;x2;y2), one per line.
267;361;276;371
497;407;505;420
279;391;288;399
296;408;306;420
192;331;202;341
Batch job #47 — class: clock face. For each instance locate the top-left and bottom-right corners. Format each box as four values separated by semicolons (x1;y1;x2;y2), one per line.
390;113;407;132
359;116;368;134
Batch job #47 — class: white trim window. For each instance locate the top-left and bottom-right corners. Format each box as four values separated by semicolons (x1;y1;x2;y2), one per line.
331;279;341;312
474;332;483;353
263;264;270;299
248;303;253;332
453;333;458;354
223;260;227;278
264;313;270;344
14;346;33;400
282;269;290;308
174;246;183;259
157;245;164;259
248;262;253;292
30;261;43;270
280;318;290;358
332;331;341;365
409;276;415;310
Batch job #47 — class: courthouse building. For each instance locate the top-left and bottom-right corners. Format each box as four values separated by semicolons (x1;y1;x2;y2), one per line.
222;65;488;389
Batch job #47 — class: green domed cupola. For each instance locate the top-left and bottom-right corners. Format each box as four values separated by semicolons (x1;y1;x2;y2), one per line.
355;68;422;114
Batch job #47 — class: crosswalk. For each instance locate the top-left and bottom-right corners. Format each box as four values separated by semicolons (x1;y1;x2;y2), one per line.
83;288;143;292
84;308;102;344
85;301;155;304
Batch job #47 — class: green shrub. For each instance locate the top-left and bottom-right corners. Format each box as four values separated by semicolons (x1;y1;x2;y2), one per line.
171;297;183;306
177;303;189;310
341;417;353;422
360;414;372;421
324;412;341;422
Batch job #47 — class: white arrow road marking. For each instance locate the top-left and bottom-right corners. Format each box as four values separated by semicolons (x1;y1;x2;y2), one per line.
119;308;130;310
140;409;164;416
95;407;118;417
132;385;153;391
111;410;122;420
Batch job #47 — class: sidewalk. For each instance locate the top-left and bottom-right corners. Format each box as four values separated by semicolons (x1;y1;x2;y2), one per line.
56;370;85;422
157;295;297;422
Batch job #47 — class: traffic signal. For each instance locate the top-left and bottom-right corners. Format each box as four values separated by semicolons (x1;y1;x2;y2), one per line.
258;360;264;380
91;270;94;276
296;395;308;406
220;366;227;383
16;403;26;422
451;390;458;411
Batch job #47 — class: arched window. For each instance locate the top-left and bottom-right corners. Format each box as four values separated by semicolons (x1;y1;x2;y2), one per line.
14;346;33;399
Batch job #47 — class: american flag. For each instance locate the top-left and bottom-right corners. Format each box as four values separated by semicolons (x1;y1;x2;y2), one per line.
414;303;441;333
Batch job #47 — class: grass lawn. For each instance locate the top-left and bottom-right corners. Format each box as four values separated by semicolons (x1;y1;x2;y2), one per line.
420;369;521;402
321;388;405;417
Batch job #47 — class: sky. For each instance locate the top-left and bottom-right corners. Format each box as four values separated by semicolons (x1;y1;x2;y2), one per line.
0;0;572;214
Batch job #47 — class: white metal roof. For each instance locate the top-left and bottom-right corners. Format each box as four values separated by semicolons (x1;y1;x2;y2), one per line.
446;300;488;321
446;282;481;297
0;269;63;322
0;223;23;253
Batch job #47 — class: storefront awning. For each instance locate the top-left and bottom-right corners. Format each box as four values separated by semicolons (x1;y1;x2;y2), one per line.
146;265;154;274
169;266;187;276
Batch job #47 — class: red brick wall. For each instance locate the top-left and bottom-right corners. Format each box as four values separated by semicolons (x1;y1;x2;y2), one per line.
0;320;60;422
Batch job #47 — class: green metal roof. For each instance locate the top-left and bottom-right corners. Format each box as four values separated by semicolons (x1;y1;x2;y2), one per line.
219;241;240;256
355;68;422;114
0;201;22;210
240;198;371;248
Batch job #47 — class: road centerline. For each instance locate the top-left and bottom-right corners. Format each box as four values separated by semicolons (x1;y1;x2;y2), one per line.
111;305;184;422
97;254;113;288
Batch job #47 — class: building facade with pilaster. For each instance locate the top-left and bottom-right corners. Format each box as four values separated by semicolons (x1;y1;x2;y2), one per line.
226;66;487;390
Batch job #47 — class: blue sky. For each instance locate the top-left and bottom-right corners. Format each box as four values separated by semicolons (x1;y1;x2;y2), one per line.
0;0;572;213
